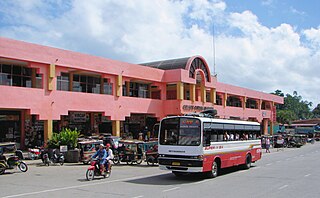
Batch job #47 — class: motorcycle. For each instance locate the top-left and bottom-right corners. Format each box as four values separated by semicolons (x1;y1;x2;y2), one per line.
28;148;40;160
40;149;50;166
0;149;28;175
86;159;111;181
50;149;64;166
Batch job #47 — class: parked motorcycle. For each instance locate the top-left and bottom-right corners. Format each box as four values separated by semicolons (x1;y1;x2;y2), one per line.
40;149;50;166
86;159;111;181
50;149;64;166
0;150;28;175
28;148;40;160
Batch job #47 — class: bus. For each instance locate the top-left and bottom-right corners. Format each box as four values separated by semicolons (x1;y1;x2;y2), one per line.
158;115;262;177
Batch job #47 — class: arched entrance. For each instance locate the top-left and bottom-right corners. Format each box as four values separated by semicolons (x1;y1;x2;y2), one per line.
195;71;206;102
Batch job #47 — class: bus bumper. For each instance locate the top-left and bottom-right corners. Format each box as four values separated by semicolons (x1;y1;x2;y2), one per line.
159;165;203;172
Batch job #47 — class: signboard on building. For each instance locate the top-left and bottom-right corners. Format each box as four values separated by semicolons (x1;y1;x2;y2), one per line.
182;105;214;112
70;112;87;123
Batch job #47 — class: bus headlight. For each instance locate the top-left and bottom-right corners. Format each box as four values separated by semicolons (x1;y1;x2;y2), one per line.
191;155;203;160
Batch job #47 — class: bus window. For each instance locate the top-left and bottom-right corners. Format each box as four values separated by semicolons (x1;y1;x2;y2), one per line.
217;130;224;142
203;130;211;146
159;117;200;146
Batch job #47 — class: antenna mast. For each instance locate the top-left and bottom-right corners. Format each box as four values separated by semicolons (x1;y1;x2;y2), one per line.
212;22;216;76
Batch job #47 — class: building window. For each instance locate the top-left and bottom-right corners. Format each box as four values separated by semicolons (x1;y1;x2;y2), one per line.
206;90;211;102
129;82;150;98
166;84;177;100
216;95;222;105
246;99;258;109
72;74;101;94
227;96;242;107
103;79;112;95
57;73;70;91
0;63;42;88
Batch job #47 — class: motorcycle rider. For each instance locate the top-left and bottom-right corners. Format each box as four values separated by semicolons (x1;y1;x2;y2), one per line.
105;143;114;173
91;144;107;175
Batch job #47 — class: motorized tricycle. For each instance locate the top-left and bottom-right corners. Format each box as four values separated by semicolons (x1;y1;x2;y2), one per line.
78;139;103;164
86;158;111;181
113;140;144;165
0;142;28;175
144;141;159;166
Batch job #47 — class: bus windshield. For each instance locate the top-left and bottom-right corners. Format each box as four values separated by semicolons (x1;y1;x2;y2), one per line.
159;117;201;146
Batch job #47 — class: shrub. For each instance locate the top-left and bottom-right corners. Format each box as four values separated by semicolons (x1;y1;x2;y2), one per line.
48;128;80;149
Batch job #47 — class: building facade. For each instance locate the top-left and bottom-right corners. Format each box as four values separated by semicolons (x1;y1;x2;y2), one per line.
0;37;283;149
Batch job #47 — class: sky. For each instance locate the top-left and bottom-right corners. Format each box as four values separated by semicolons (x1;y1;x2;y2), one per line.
0;0;319;109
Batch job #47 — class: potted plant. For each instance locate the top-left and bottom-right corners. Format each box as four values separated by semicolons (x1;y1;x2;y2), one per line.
48;128;80;163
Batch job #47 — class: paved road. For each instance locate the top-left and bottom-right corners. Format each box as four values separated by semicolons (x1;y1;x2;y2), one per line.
1;143;320;198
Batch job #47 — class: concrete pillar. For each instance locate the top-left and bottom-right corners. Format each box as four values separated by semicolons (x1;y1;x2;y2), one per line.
263;118;269;135
116;75;122;97
243;96;247;110
44;120;53;145
259;99;262;110
112;120;121;137
20;111;25;150
201;85;206;103
48;63;55;91
211;88;216;104
177;82;184;100
190;84;195;102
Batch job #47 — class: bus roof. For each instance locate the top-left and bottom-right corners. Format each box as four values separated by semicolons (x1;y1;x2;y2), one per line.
163;116;260;126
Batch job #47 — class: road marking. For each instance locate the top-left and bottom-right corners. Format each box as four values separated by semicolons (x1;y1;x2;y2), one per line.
276;161;281;163
278;185;288;190
286;158;290;160
266;163;272;166
163;187;180;192
132;196;144;198
304;174;311;177
2;172;164;198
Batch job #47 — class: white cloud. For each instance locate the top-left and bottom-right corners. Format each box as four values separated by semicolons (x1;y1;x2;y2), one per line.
303;27;320;47
0;0;319;108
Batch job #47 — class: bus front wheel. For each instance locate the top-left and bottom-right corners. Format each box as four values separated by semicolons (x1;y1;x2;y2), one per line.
208;160;219;178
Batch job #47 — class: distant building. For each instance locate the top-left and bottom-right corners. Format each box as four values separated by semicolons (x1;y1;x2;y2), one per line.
285;118;320;134
0;37;283;149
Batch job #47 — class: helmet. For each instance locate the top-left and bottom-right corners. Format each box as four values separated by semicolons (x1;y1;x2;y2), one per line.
106;143;111;148
99;144;105;147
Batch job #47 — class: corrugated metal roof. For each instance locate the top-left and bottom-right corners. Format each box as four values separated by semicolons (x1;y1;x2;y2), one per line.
139;57;191;70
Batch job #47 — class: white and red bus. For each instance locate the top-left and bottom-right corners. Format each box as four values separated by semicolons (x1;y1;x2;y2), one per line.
158;115;262;177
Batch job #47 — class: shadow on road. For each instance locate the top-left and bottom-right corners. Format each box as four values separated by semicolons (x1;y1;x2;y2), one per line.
126;165;258;186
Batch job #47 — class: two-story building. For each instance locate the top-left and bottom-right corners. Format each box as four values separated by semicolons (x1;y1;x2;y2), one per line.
0;37;283;149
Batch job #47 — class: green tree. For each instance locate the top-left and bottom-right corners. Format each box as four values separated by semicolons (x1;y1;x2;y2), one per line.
276;110;296;124
271;90;313;123
312;104;320;118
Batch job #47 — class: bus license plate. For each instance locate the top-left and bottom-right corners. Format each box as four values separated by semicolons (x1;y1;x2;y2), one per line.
172;162;180;166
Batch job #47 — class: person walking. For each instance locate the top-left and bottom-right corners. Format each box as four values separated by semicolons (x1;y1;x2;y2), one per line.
266;137;271;153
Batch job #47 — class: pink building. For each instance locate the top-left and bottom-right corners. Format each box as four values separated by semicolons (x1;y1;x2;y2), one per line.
0;37;283;149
